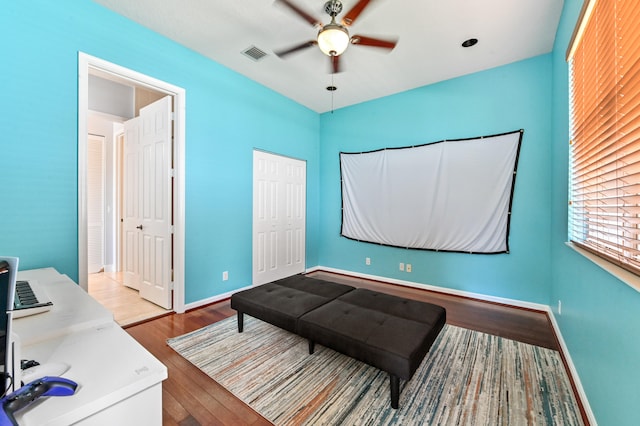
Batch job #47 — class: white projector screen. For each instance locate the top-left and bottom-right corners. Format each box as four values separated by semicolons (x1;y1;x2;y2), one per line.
340;130;523;253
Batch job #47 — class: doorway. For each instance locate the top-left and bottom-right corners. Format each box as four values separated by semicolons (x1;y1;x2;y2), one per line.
122;95;174;309
78;53;187;318
86;101;172;325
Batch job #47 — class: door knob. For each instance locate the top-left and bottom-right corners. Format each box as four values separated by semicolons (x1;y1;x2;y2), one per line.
136;225;143;230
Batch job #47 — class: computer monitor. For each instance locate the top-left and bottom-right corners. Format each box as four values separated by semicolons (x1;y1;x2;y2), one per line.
0;257;18;396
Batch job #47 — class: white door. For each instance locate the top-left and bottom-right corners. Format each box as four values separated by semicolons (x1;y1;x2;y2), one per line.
87;134;105;274
123;117;141;290
253;151;306;285
123;96;173;309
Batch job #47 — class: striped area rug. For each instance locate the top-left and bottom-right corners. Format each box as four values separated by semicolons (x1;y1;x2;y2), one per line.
167;316;583;425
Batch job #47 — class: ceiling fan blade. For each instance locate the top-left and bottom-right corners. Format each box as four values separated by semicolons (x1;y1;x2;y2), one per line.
275;41;317;58
350;35;397;50
341;0;372;27
276;0;321;27
331;55;342;74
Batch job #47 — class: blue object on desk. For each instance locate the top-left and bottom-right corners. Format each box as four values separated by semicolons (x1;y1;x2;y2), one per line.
0;376;77;425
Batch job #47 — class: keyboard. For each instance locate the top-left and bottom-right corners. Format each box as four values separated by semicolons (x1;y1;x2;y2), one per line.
13;279;53;319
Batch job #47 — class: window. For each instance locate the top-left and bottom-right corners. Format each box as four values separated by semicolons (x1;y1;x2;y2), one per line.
568;0;640;275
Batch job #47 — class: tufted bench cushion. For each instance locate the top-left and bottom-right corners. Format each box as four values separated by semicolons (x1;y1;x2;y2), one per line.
230;274;355;333
230;275;446;409
297;288;446;408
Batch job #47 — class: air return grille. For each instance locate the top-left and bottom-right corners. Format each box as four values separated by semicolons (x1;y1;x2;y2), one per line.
242;46;268;61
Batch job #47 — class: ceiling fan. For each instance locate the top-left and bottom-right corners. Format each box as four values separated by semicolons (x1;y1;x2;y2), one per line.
274;0;398;73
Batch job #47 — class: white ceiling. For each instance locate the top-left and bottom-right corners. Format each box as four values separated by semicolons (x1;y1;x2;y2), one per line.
93;0;564;113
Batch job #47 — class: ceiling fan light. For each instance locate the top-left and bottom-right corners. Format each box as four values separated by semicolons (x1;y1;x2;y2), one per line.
317;24;349;56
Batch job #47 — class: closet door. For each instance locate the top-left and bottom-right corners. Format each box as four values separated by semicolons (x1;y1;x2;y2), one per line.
253;151;306;285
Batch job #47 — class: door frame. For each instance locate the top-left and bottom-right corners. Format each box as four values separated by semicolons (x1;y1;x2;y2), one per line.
86;133;106;274
114;126;125;274
78;52;187;313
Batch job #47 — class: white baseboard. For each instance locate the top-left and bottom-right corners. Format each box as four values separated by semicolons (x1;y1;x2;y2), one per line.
306;265;549;311
183;284;254;312
547;312;598;425
306;265;596;424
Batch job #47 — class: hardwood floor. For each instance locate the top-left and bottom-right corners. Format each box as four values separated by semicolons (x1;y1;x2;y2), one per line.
307;271;558;350
126;298;272;425
88;272;172;327
125;271;584;426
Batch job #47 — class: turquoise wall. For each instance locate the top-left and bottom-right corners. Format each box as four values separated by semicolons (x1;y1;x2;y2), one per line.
0;0;320;303
550;1;640;425
319;55;553;304
2;1;638;423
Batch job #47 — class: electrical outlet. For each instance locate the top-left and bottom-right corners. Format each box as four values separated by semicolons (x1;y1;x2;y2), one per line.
223;271;229;281
399;263;404;271
366;257;371;265
558;300;562;315
406;264;412;273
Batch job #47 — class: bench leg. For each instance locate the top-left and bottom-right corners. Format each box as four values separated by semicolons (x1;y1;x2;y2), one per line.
308;340;315;354
237;312;244;332
390;374;400;409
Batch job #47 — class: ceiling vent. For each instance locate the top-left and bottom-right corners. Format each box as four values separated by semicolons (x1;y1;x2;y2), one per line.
242;46;268;62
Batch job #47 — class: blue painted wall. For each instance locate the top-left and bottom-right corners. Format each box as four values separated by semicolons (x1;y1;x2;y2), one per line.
550;1;640;425
2;1;638;423
0;0;320;303
319;55;553;304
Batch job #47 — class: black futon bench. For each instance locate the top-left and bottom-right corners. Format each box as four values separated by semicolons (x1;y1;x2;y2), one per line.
230;274;446;409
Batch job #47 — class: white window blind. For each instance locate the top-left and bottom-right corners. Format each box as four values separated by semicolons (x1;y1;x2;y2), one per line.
568;0;640;274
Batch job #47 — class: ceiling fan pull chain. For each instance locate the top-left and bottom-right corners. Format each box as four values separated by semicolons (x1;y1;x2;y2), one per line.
331;73;335;113
331;77;334;113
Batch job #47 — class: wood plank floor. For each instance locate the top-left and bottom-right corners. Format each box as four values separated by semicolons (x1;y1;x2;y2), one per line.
125;271;584;426
88;272;172;327
308;271;558;350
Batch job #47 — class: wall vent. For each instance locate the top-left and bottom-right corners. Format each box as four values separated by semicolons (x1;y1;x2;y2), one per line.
242;46;268;62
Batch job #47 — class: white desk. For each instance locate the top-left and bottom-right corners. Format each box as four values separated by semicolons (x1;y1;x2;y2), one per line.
12;268;167;425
